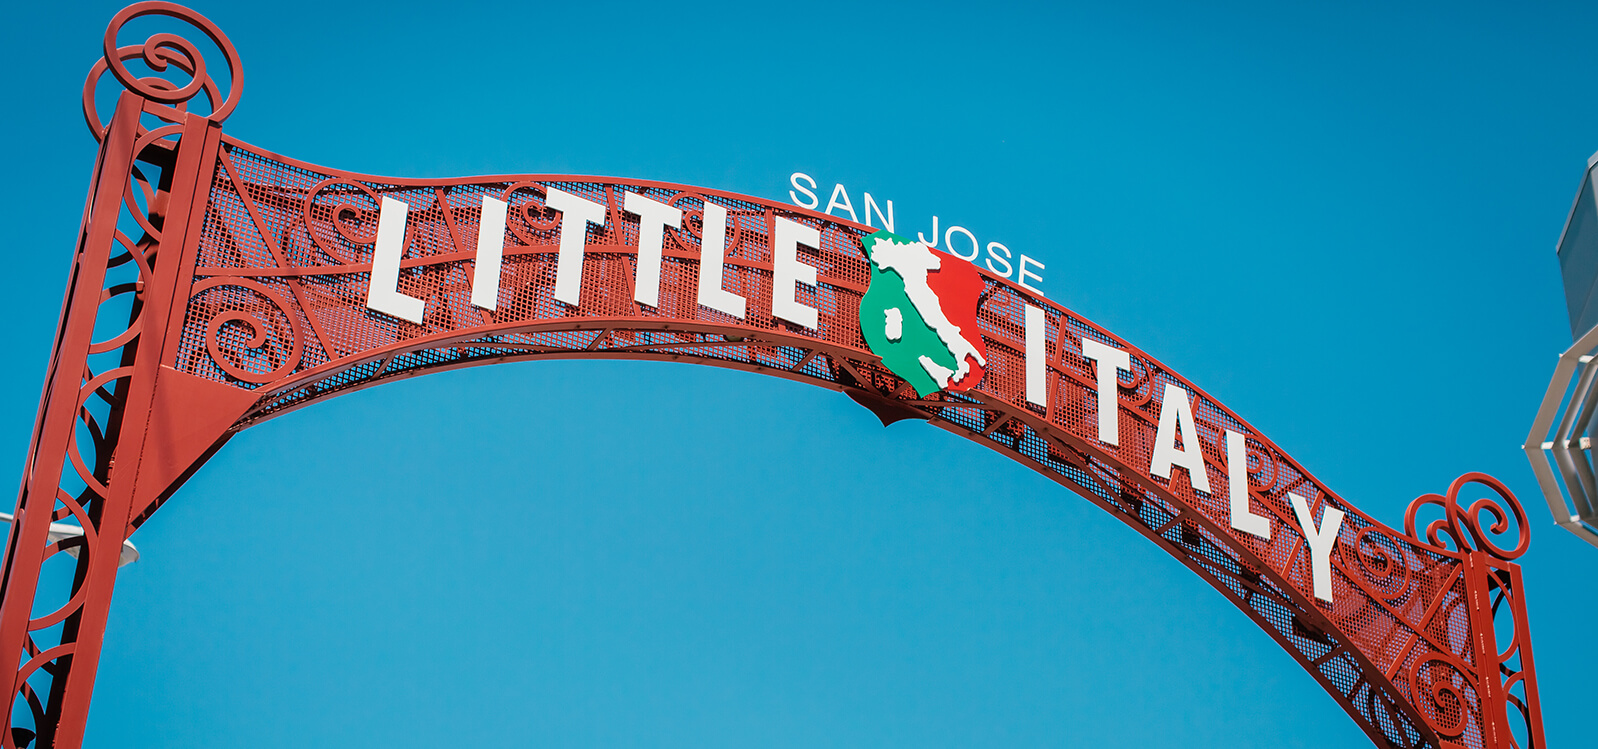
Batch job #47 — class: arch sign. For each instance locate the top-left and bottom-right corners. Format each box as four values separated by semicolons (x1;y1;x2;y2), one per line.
0;4;1546;748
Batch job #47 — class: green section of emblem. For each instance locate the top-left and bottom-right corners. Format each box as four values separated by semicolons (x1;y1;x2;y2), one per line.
858;232;962;397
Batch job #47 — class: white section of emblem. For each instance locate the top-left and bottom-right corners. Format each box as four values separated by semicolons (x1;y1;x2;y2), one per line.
1025;304;1046;407
470;196;508;310
1150;382;1212;493
623;191;682;308
866;235;987;383
1290;492;1346;603
772;217;820;329
1081;338;1131;445
1226;430;1271;539
367;197;425;324
546;187;607;307
696;201;746;318
884;308;903;342
919;355;955;388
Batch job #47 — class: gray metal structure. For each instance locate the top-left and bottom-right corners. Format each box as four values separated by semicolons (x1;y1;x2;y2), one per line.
1526;150;1598;547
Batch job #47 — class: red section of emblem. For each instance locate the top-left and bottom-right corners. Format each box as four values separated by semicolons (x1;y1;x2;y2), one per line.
925;250;987;393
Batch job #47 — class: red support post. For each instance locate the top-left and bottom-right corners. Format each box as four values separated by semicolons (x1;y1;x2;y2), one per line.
0;68;225;749
48;111;222;748
1464;552;1546;749
0;93;143;749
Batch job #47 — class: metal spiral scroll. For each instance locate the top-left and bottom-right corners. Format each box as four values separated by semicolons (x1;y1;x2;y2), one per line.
1409;654;1475;741
303;178;385;265
1405;472;1531;561
192;278;304;385
82;1;242;140
1341;525;1417;604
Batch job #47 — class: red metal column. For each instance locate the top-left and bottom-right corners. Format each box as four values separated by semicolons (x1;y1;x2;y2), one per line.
0;5;243;745
0;93;143;748
1464;552;1546;749
48;111;221;748
0;81;223;746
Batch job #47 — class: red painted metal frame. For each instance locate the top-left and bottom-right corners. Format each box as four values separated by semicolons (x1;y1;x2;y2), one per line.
0;4;1547;748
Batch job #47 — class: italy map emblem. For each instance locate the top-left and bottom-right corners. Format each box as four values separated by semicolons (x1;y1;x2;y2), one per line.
858;230;988;397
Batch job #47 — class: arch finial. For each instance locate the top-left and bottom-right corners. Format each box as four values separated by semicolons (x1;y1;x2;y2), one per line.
1405;472;1530;561
82;1;242;140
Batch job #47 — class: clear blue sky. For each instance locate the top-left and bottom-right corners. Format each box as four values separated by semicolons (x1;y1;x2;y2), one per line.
3;1;1596;746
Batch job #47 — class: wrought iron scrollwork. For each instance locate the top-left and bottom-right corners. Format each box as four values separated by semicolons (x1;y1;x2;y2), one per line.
1409;654;1476;741
82;1;242;140
303;178;384;265
1341;525;1417;604
191;278;304;384
1406;472;1530;561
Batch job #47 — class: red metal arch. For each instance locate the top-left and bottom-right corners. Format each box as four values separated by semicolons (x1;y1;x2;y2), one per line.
0;4;1545;747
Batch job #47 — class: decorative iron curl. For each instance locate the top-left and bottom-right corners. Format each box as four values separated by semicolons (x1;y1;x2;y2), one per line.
664;193;752;259
502;182;560;245
191;278;304;384
1340;525;1416;603
304;178;385;265
1405;472;1530;561
82;2;242;141
1407;654;1476;741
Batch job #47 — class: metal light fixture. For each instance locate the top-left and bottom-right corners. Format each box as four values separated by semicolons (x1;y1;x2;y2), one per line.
0;512;139;568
